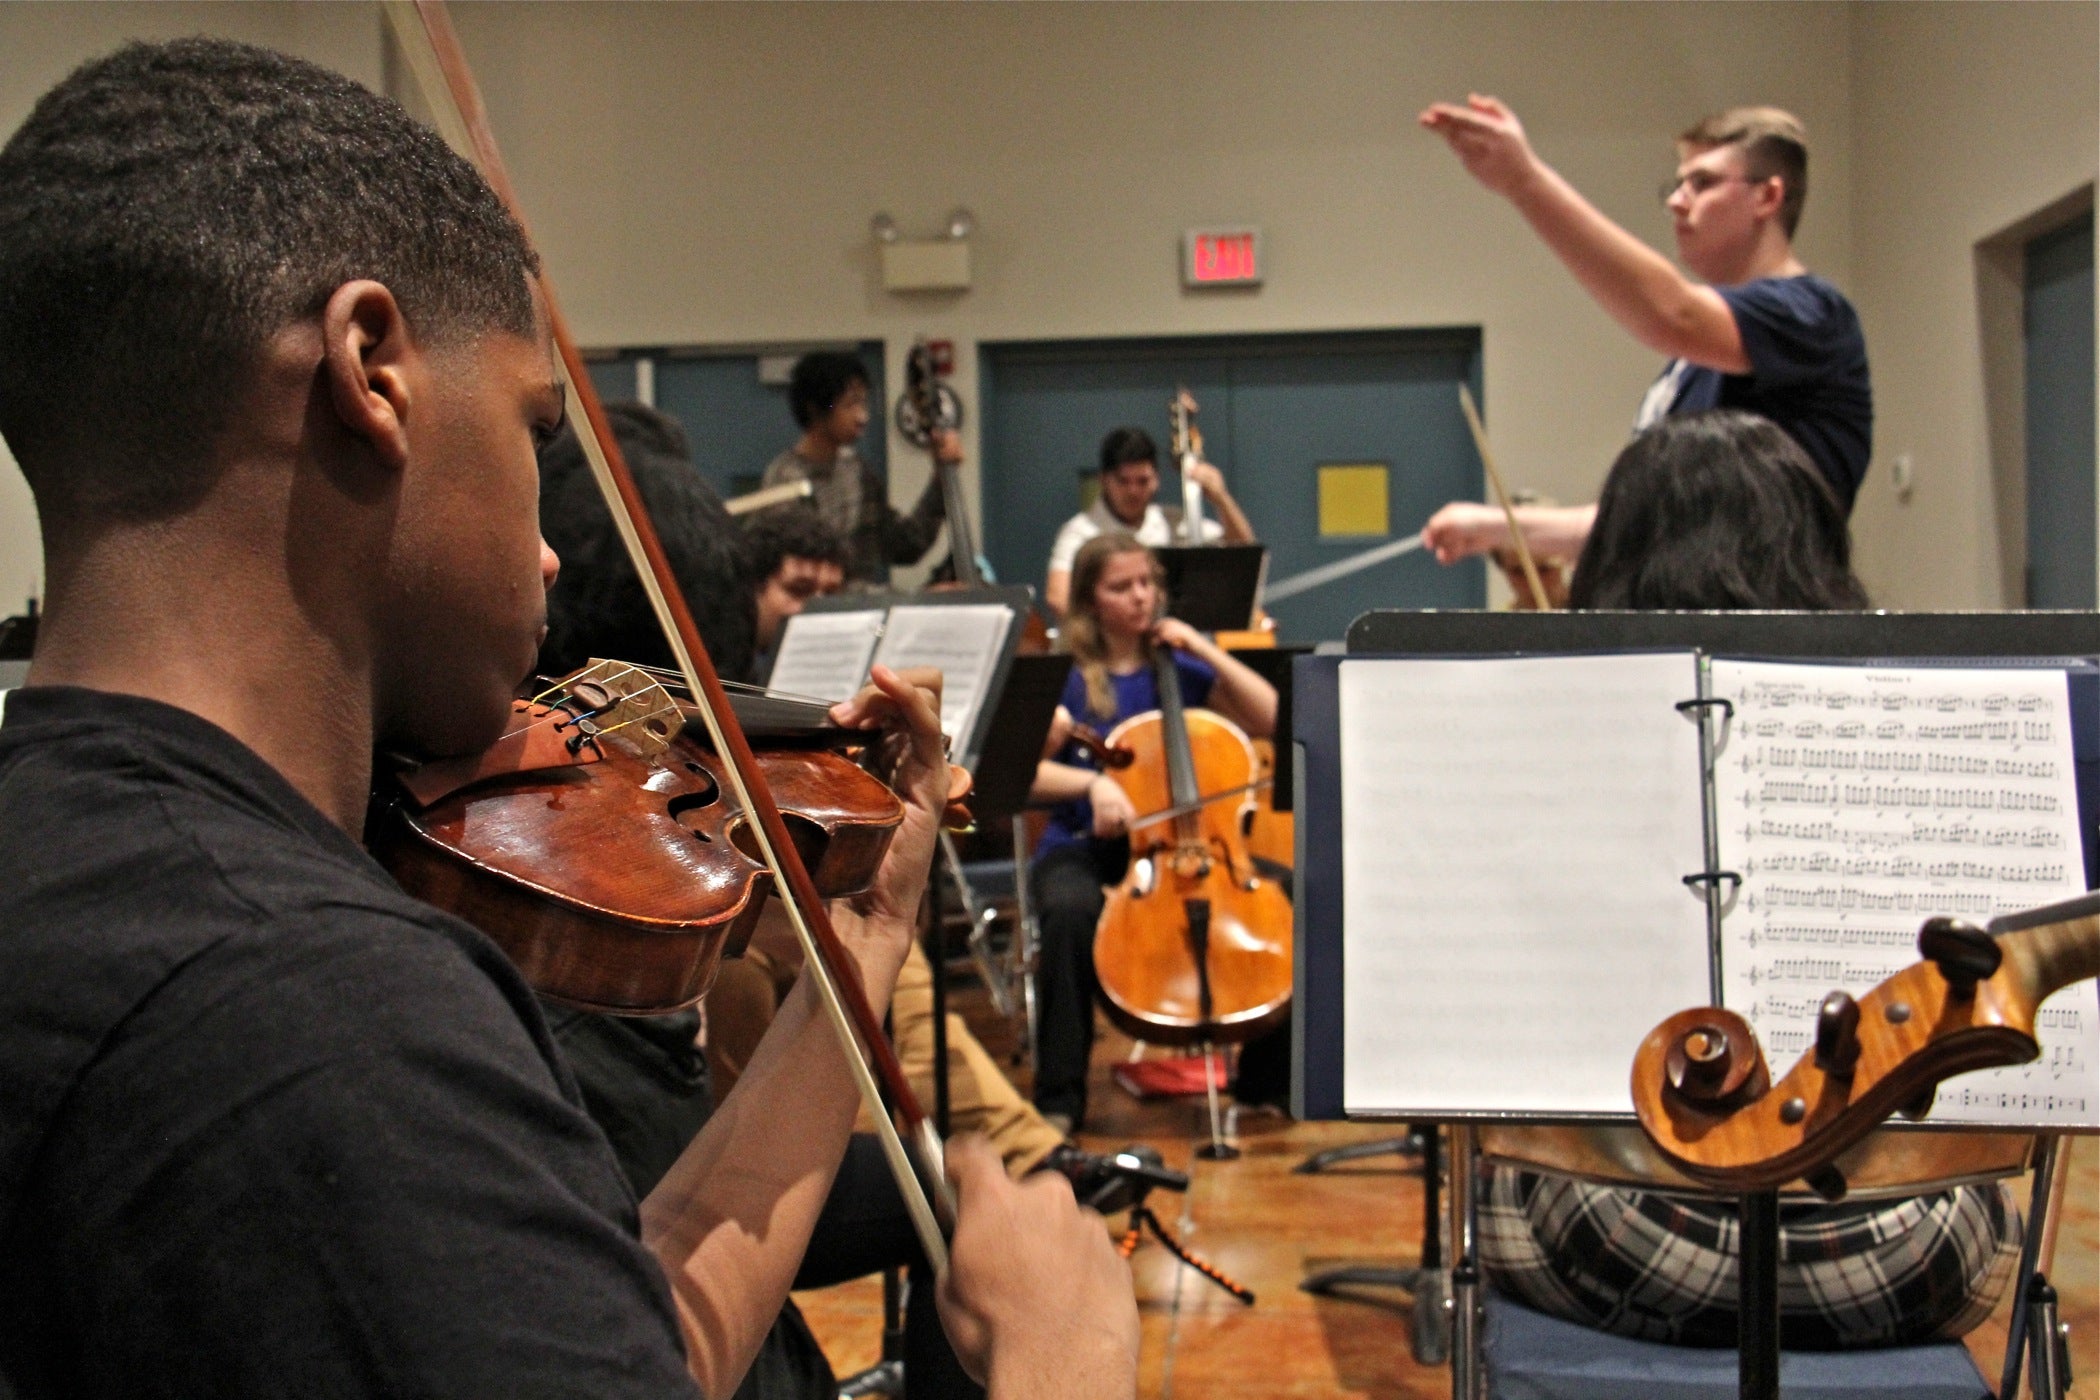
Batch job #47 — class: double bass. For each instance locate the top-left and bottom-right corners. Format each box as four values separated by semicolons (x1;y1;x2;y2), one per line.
1090;639;1293;1047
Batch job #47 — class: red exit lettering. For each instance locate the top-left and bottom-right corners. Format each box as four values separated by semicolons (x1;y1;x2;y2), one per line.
1188;229;1261;286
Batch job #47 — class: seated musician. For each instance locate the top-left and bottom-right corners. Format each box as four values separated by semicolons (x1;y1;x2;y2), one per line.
745;504;851;682
540;417;1150;1399
1416;100;1870;570
1480;410;2019;1348
0;39;1138;1400
1026;533;1279;1132
1043;427;1257;618
760;350;957;588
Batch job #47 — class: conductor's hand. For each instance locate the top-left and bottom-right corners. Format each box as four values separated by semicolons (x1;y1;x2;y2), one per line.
1087;775;1138;839
1419;94;1540;200
1421;501;1510;565
931;428;964;467
937;1135;1139;1395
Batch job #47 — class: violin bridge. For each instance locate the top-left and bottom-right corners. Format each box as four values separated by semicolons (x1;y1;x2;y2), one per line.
563;659;680;760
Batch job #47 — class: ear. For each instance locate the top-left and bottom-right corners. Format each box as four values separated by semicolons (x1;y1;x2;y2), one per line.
1749;174;1787;225
320;280;416;474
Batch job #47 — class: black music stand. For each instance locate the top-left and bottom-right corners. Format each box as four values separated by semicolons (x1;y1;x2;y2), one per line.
1155;544;1267;631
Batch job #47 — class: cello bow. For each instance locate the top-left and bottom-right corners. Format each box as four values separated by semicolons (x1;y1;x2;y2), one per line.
384;0;953;1268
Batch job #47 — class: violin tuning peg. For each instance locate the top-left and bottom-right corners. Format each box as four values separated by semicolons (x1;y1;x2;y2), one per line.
1804;1164;1849;1203
1814;990;1862;1079
1898;1086;1937;1121
1916;917;2001;997
1662;1010;1768;1109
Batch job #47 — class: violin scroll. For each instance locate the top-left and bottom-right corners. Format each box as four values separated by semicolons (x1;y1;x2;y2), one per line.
1631;892;2100;1194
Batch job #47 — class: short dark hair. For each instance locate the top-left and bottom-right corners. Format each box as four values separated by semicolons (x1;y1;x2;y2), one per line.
1680;107;1809;240
1098;427;1158;476
538;403;755;684
1568;410;1867;612
742;506;849;585
0;38;539;525
787;351;870;429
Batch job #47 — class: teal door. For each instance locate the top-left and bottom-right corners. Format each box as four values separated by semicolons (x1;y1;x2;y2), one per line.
2025;212;2096;609
979;329;1485;642
586;345;888;500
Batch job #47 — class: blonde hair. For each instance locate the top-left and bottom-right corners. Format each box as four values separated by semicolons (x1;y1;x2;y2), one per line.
1061;532;1161;720
1680;106;1809;238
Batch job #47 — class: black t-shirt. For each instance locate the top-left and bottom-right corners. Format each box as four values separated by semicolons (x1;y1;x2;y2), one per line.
0;687;698;1399
1655;274;1874;510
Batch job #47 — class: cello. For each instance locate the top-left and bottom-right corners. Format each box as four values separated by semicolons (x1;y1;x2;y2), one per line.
1089;613;1293;1154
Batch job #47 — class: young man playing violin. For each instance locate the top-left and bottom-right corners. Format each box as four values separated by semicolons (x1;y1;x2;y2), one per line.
0;38;1136;1400
1416;100;1870;571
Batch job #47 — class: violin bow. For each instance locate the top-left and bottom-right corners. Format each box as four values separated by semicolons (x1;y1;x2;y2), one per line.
1457;384;1552;612
385;0;953;1269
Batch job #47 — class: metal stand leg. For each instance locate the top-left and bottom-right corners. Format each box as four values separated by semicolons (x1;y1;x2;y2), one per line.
1447;1123;1478;1398
2003;1136;2071;1400
1738;1189;1781;1400
941;831;1014;1018
1011;821;1040;1070
1300;1125;1450;1369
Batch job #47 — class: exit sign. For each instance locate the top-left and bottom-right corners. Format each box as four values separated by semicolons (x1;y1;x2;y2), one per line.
1183;227;1262;287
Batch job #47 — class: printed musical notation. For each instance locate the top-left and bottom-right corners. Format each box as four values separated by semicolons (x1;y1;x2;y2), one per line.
1710;661;2100;1128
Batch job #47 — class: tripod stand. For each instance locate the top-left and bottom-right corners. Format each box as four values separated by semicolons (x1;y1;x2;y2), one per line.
1118;1201;1255;1306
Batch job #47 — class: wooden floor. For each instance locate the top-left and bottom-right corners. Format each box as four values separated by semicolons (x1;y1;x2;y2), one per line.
797;983;2100;1398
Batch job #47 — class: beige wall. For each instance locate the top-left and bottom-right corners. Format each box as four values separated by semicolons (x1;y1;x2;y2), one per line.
0;2;384;608
0;2;2088;613
1847;0;2099;609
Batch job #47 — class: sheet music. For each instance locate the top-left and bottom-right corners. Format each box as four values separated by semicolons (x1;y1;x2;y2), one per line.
1339;653;1712;1115
768;609;884;704
1710;660;2099;1127
871;604;1013;752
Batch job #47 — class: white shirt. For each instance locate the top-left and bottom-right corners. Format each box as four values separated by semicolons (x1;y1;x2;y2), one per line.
1046;499;1223;575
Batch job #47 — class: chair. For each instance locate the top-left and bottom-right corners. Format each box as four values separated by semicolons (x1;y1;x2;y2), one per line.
1479;1289;1990;1400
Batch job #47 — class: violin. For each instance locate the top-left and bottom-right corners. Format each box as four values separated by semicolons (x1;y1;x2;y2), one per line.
387;0;955;1265
1090;639;1293;1045
1630;892;2100;1196
374;662;905;1015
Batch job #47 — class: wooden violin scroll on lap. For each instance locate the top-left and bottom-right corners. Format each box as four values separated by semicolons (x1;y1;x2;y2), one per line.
1631;891;2100;1195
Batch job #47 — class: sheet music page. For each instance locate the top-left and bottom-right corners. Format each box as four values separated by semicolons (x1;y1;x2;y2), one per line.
871;604;1013;750
1710;660;2098;1127
768;609;885;704
1339;653;1712;1115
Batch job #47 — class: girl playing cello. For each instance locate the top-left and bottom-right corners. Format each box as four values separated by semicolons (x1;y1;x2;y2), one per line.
1026;532;1278;1132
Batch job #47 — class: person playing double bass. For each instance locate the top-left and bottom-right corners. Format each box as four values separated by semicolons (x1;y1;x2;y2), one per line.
1042;427;1258;619
760;350;958;588
1025;532;1278;1132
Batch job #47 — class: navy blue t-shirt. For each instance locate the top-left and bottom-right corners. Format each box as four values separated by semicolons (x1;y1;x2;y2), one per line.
1036;652;1215;860
1647;274;1873;510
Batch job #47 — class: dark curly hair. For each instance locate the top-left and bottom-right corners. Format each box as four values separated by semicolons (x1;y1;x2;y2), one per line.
0;37;538;525
741;506;849;587
1098;427;1158;476
1567;410;1868;612
538;403;755;683
787;351;869;429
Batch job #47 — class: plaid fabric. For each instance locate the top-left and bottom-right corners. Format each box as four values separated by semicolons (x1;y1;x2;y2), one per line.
1479;1165;2021;1350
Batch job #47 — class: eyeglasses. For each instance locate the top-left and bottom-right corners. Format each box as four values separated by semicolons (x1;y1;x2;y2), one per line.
1657;171;1761;205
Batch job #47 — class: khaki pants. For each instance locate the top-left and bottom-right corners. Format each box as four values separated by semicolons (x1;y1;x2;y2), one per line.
704;933;1063;1178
